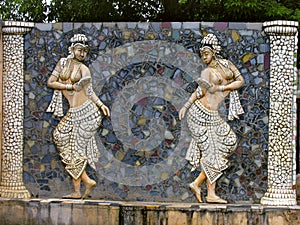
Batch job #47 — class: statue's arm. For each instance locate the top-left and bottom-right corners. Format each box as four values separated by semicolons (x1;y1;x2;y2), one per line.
223;75;244;91
80;66;110;117
179;70;211;120
47;75;69;90
223;61;244;91
47;59;70;90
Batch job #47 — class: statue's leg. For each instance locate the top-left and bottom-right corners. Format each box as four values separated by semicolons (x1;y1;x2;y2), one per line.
194;170;206;186
62;178;82;199
189;171;206;203
81;171;96;199
206;181;227;203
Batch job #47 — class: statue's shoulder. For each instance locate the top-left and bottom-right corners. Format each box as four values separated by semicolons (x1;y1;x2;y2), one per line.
78;62;91;79
58;57;68;67
79;62;90;73
202;67;211;72
218;59;231;68
200;67;212;80
80;62;89;70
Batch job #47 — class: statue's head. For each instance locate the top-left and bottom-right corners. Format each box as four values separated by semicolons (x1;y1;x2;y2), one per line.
68;34;89;59
200;33;221;56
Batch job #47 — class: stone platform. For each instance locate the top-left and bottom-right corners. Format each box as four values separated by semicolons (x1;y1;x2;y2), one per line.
1;198;300;225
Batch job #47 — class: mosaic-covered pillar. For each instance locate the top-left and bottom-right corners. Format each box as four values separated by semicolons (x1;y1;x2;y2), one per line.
261;20;299;206
0;21;34;198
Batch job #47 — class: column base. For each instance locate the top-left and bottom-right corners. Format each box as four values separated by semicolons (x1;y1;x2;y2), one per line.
0;185;30;199
261;197;297;206
260;188;297;206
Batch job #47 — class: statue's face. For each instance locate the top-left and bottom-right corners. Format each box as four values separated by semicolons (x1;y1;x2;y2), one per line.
200;48;214;65
73;45;88;62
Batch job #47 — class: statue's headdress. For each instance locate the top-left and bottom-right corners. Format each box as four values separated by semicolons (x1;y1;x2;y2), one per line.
200;33;221;54
70;34;88;47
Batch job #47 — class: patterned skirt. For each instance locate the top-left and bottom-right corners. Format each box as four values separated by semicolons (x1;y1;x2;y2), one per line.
53;100;102;180
186;100;237;184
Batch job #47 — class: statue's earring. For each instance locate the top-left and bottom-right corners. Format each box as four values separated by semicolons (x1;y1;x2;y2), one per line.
212;51;218;60
212;53;216;59
70;47;75;58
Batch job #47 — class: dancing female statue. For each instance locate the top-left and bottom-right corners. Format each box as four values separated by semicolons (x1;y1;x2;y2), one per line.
47;34;110;199
179;33;244;203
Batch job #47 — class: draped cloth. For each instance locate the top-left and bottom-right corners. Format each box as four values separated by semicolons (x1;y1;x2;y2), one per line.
185;100;238;184
52;100;102;180
228;90;244;120
46;90;64;118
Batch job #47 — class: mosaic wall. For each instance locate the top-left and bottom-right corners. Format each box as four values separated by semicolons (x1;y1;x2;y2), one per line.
22;22;269;203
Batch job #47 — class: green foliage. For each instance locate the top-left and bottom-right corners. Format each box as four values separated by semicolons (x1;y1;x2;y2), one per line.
0;0;299;24
169;0;300;24
111;0;163;21
292;9;300;22
46;0;163;22
0;0;46;22
47;0;113;22
265;1;294;20
178;0;225;21
223;0;265;21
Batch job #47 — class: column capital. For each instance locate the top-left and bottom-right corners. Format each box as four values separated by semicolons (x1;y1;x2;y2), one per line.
263;20;298;36
2;21;34;35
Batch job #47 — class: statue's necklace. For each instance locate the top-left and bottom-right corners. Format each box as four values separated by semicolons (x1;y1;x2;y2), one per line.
209;62;218;69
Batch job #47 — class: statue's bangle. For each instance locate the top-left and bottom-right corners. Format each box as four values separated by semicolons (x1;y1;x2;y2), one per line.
184;101;192;109
66;84;73;90
218;85;225;92
233;69;241;79
96;99;104;107
196;87;203;98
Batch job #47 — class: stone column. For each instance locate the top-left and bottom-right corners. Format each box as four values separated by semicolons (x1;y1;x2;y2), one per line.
0;21;34;198
261;20;299;206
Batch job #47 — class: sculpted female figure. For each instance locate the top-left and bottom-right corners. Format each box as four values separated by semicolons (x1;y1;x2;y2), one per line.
179;33;244;203
47;34;110;199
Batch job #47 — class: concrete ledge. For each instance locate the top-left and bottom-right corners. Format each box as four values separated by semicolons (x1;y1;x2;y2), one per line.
0;198;300;225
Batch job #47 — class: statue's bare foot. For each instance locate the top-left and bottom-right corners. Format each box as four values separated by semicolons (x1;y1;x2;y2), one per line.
62;192;81;199
82;180;96;199
189;182;202;203
206;195;227;204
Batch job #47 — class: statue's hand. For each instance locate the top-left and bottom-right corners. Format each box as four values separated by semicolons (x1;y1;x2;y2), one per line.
73;77;92;92
73;82;84;92
179;107;187;120
196;78;212;90
100;104;110;117
208;84;218;93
